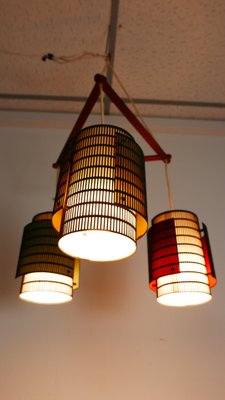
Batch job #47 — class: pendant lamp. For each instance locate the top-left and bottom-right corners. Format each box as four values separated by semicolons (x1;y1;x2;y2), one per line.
15;73;217;308
52;124;148;262
16;212;79;304
148;210;216;307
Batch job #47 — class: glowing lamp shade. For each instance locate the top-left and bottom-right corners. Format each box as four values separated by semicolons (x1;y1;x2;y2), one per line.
16;212;78;304
53;125;148;262
148;210;216;307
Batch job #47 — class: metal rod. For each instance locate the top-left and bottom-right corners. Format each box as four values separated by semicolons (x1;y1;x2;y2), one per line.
73;259;80;290
104;0;120;114
54;82;100;167
95;74;171;163
144;155;167;162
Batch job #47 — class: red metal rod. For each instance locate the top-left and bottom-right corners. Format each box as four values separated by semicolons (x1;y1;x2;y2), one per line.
95;74;171;163
144;155;167;162
54;82;100;167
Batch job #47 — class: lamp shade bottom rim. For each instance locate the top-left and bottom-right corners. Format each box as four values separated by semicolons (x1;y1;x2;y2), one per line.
157;292;212;307
19;292;73;305
59;230;136;261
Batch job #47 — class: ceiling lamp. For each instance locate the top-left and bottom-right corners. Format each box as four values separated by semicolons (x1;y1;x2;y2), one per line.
52;124;148;261
16;72;217;307
51;74;170;263
148;210;217;307
16;212;79;304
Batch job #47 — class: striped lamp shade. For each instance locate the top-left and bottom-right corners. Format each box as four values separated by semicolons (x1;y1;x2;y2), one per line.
53;125;148;262
148;210;216;307
16;212;79;304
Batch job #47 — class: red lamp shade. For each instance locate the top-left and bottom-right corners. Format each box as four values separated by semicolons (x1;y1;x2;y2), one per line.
148;210;216;307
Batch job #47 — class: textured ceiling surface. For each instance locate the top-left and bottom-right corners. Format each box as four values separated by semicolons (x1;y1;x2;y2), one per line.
0;0;225;120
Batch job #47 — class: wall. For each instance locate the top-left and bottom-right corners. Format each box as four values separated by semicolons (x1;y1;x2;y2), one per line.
0;113;225;400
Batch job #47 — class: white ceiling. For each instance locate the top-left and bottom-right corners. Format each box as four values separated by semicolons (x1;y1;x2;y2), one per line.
1;0;225;120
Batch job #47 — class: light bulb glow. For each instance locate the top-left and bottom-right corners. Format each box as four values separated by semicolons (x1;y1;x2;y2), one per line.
157;272;211;306
59;230;136;261
60;196;137;260
19;272;73;304
157;291;211;307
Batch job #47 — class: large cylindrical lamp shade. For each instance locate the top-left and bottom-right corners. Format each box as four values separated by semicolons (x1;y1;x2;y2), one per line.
53;125;148;262
16;212;78;304
148;210;216;307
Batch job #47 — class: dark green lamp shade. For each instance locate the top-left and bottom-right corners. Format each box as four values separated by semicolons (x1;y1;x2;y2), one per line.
16;212;77;304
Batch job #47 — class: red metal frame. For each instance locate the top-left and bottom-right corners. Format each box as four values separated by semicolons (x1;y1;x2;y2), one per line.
54;74;171;168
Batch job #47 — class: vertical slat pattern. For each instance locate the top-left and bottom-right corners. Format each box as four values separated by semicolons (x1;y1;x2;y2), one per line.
148;210;211;306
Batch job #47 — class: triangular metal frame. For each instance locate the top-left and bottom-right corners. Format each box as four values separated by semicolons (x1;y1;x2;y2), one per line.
54;74;171;168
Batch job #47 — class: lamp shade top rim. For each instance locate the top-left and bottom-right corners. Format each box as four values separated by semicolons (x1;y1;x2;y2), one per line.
32;211;52;223
151;209;199;224
75;124;144;154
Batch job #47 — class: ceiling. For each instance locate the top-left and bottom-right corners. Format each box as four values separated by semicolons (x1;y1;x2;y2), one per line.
1;0;225;120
